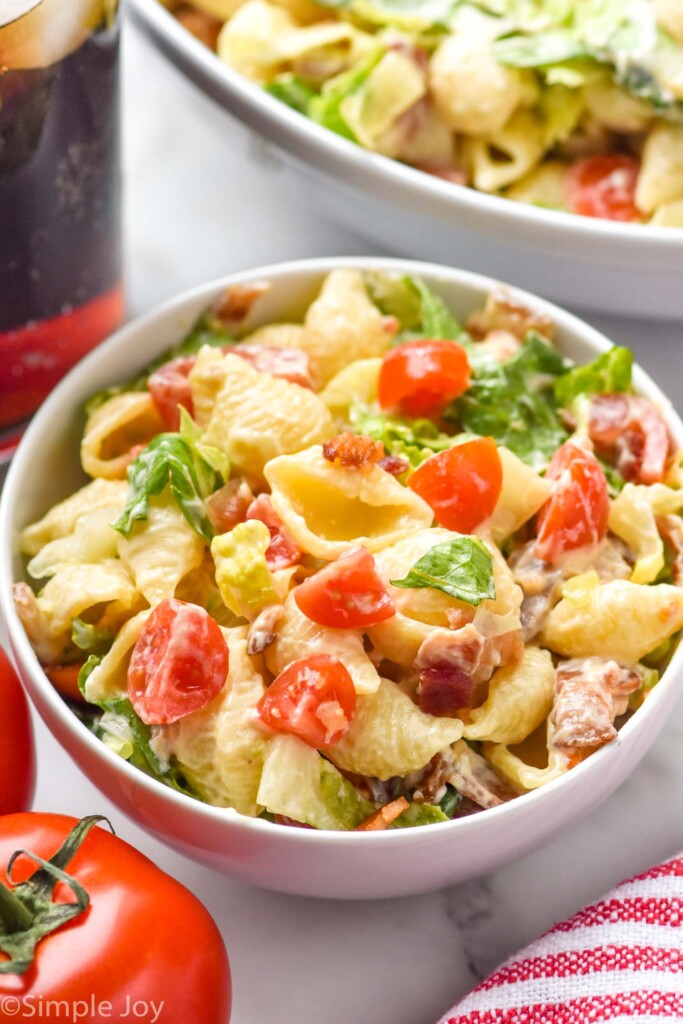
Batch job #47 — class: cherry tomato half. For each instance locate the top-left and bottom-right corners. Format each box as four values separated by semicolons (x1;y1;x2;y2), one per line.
147;355;197;431
408;437;503;533
257;655;356;748
566;154;641;222
535;442;610;562
378;340;471;418
0;648;35;815
294;547;395;629
128;599;229;725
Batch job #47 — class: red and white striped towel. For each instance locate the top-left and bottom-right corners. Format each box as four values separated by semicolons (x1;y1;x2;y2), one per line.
438;853;683;1024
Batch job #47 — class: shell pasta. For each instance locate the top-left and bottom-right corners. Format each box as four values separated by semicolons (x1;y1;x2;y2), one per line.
14;270;683;832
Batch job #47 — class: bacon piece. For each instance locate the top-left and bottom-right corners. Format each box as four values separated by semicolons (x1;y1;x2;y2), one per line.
212;282;270;326
355;797;409;831
378;454;410;477
205;480;253;535
657;514;683;585
587;394;671;485
551;658;643;752
416;624;484;716
247;604;284;656
232;344;314;390
418;164;468;186
175;5;222;49
246;493;302;570
12;582;64;664
467;288;555;342
322;432;385;470
476;329;522;364
447;740;517;809
409;750;455;804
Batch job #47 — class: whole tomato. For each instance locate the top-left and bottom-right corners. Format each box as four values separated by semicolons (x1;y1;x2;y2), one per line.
0;648;35;815
0;815;231;1022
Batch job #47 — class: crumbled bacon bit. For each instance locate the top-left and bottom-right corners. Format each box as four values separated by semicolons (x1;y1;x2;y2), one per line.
418;164;468;186
212;282;270;325
232;344;314;390
205;480;254;535
447;740;517;808
247;604;284;656
467;288;555;341
322;432;385;470
246;493;302;570
175;5;222;50
411;751;454;804
378;454;410;477
12;582;64;665
355;797;409;831
476;329;522;364
587;394;671;485
418;663;475;717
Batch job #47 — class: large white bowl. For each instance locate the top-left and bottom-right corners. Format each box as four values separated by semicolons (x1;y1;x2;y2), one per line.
2;257;683;899
127;0;683;321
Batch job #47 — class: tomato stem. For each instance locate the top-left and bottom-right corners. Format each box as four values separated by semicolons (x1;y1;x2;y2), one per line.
0;815;112;975
0;881;32;933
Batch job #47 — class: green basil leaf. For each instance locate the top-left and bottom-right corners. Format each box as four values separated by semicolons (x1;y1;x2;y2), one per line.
451;331;570;471
391;536;496;606
112;433;222;543
554;346;633;408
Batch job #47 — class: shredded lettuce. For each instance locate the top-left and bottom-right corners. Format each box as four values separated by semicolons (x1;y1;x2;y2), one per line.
308;49;385;142
315;0;462;33
439;783;463;817
392;802;450;827
451;331;569;471
555;346;632;408
319;761;374;828
211;520;279;620
71;619;115;656
391;536;496;606
265;73;318;113
112;431;224;543
350;405;469;467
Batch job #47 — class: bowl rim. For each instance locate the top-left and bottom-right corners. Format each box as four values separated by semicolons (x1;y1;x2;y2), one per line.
128;0;683;256
2;254;683;848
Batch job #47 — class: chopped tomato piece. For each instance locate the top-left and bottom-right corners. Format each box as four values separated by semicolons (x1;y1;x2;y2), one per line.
535;442;609;562
407;437;502;533
147;355;197;431
566;155;641;222
44;664;85;704
128;598;229;725
294;547;395;629
587;393;670;485
257;654;356;748
246;493;302;569
378;339;471;418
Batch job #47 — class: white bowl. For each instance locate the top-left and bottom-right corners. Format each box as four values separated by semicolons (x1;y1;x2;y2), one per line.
127;0;683;322
2;257;682;899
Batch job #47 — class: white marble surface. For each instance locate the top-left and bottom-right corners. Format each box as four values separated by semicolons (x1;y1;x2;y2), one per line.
22;18;683;1024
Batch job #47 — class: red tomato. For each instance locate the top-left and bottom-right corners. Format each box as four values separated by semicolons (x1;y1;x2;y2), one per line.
128;599;229;725
0;814;230;1022
294;547;395;629
257;655;356;748
147;355;197;431
43;664;85;704
245;494;302;570
566;155;641;222
535;442;610;562
407;437;503;533
378;340;471;417
588;393;670;485
0;649;35;815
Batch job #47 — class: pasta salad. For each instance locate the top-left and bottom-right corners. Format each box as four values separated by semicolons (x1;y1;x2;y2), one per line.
15;269;683;831
165;0;683;226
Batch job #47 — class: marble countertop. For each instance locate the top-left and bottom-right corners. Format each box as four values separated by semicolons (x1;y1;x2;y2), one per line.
24;18;683;1024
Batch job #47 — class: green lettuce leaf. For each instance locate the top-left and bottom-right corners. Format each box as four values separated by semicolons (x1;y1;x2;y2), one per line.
554;345;632;408
71;619;115;657
439;783;463;817
451;331;570;470
309;49;385;142
350;405;470;468
391;536;496;606
265;74;318;114
112;432;223;543
211;520;279;620
320;761;375;828
392;802;450;827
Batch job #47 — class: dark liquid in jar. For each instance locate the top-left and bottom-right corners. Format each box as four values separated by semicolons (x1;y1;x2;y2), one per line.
0;5;122;438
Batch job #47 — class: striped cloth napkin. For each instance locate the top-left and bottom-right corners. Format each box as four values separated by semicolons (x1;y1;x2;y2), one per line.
438;852;683;1024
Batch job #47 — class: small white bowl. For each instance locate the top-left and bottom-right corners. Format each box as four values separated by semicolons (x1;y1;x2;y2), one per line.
2;257;682;899
128;0;683;321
